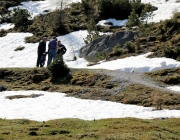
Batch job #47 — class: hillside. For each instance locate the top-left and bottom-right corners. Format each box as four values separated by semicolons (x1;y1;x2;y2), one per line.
1;0;180;139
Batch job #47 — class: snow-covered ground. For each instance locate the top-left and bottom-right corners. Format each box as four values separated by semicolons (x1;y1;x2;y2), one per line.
0;23;14;30
7;0;180;23
1;0;180;121
8;0;81;18
1;90;180;122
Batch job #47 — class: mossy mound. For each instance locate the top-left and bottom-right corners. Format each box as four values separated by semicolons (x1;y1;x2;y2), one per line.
145;67;180;85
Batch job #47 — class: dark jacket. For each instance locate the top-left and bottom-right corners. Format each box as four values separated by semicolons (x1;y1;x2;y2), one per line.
57;44;67;55
38;40;46;54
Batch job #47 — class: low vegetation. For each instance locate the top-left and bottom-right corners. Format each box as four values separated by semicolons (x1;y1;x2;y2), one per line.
145;67;180;85
1;68;180;110
1;117;180;140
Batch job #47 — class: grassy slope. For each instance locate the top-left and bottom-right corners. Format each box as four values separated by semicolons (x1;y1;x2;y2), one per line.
0;118;180;140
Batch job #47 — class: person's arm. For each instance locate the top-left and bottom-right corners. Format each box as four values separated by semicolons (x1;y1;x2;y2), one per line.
63;45;67;53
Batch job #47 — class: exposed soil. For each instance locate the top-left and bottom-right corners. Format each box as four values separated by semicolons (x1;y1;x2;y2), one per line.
1;68;180;110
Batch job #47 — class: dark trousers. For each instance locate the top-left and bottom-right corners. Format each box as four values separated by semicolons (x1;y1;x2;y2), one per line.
36;52;43;67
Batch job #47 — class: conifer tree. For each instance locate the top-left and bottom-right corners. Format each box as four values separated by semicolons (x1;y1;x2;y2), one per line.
126;9;140;28
11;7;31;28
83;18;100;44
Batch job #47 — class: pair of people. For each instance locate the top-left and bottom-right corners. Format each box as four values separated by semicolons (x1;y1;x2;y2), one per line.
36;36;67;67
47;37;67;66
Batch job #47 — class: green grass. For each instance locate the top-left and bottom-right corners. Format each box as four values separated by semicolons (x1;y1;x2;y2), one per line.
0;118;180;139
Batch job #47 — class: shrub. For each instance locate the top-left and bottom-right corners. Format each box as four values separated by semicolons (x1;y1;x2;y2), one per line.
95;51;109;62
106;44;123;59
163;19;173;29
163;46;175;58
81;0;90;10
171;11;180;24
0;11;11;24
140;3;154;25
112;43;122;55
174;46;180;54
11;7;32;27
98;0;132;20
130;0;146;16
47;54;70;80
170;34;180;45
0;29;8;37
125;41;135;53
153;96;163;110
25;36;41;43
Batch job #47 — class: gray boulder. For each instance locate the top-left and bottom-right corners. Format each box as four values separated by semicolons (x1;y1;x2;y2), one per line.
79;31;134;62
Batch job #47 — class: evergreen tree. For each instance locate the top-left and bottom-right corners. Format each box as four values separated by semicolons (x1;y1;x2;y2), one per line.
47;54;70;80
11;7;32;28
126;9;140;28
83;18;100;44
140;3;154;25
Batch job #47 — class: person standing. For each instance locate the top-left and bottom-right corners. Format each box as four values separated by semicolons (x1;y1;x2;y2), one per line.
47;36;58;66
36;37;47;67
57;40;67;55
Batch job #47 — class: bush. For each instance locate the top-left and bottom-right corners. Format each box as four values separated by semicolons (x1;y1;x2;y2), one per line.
171;11;180;24
47;54;70;80
106;43;123;59
98;0;132;20
95;51;109;62
11;7;32;27
112;43;122;55
163;46;175;58
125;41;135;53
0;29;8;37
163;19;173;29
131;0;145;16
25;36;41;43
170;34;180;45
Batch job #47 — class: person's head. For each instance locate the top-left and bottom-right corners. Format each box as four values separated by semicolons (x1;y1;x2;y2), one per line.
52;36;57;41
43;37;47;42
58;40;61;45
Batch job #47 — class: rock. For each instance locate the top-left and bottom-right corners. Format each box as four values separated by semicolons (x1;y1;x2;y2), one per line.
41;86;50;91
152;6;158;11
79;31;134;62
0;84;7;92
148;36;156;42
29;131;37;136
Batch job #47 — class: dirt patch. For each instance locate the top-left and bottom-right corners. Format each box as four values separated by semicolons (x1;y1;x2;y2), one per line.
1;68;180;109
6;94;44;100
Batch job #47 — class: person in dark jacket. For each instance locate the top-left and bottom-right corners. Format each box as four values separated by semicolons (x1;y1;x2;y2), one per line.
36;37;47;67
57;40;67;55
47;36;58;66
